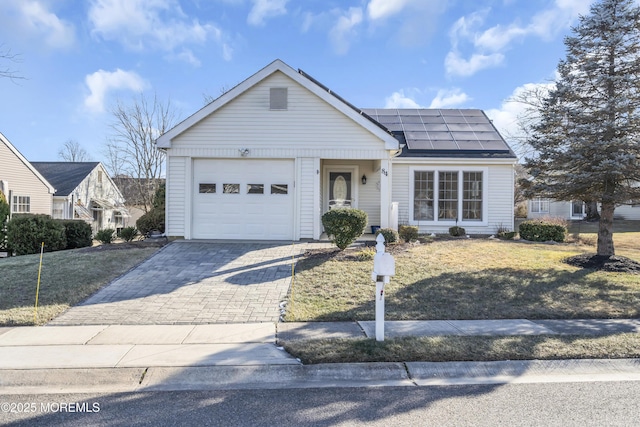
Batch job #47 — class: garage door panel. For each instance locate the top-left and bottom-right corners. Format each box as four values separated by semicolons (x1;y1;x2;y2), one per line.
192;159;294;240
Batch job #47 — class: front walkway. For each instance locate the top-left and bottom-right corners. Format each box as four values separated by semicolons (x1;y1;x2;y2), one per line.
49;241;320;325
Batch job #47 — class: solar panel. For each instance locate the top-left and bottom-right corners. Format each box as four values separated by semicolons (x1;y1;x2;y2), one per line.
362;108;512;154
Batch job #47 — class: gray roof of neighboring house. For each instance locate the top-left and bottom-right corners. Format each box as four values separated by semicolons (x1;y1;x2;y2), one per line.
31;162;100;196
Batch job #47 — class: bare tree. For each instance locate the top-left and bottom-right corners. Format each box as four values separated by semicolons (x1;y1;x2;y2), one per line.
202;84;234;105
1;44;24;81
106;93;179;213
58;139;91;162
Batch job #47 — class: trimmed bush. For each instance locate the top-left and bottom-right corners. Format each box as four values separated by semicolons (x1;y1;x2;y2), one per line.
519;220;566;242
95;228;116;244
0;190;9;251
58;220;92;249
449;226;466;237
136;209;165;236
6;214;66;255
399;225;419;242
119;226;138;242
375;227;399;245
322;208;368;250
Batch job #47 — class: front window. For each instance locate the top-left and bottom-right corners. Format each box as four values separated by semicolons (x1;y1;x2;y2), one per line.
12;195;30;213
530;197;549;213
413;171;434;220
411;169;485;223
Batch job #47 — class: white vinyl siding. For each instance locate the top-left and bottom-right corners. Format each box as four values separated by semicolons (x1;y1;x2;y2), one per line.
298;158;316;239
170;72;388;160
166;156;187;237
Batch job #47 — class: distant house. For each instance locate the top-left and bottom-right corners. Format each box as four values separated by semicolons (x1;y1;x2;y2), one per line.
527;198;640;221
0;132;55;217
157;60;517;240
111;176;165;227
31;162;129;234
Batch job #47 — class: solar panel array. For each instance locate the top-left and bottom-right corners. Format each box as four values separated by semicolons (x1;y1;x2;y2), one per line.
361;109;510;152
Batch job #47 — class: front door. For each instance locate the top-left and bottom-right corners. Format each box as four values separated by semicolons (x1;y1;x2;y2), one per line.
329;172;352;209
571;200;585;219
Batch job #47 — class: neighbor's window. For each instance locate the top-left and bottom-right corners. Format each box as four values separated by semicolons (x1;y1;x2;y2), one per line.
247;184;264;194
223;184;240;194
530;197;549;213
271;184;288;195
413;171;434;221
12;195;30;213
199;183;216;194
438;172;458;220
462;172;483;221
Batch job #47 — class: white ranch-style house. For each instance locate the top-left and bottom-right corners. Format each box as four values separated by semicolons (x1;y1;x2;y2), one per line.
157;60;517;241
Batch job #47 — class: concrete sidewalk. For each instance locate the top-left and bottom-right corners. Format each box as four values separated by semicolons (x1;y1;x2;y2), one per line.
1;320;639;394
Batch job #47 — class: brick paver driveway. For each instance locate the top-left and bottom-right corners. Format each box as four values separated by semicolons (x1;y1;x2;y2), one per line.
49;241;313;325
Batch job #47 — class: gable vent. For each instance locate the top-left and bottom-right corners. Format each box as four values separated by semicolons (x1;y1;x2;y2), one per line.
270;87;288;110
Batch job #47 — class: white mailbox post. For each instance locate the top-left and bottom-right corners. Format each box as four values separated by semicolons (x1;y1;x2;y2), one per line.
371;234;395;341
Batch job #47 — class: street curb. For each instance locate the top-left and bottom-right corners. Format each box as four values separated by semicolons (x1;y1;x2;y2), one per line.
2;359;640;394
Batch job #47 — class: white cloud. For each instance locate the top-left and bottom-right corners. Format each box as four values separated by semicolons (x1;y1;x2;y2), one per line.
384;90;424;108
88;0;230;62
1;0;75;49
428;88;471;109
445;51;504;77
329;7;363;55
247;0;289;26
84;69;148;113
367;0;414;21
445;0;588;78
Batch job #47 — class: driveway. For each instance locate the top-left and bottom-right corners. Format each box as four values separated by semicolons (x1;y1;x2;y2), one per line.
49;241;317;325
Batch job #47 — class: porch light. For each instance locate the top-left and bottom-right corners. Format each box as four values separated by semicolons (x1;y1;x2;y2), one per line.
361;175;367;185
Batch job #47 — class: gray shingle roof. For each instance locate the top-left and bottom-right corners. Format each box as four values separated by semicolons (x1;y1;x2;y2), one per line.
30;162;100;196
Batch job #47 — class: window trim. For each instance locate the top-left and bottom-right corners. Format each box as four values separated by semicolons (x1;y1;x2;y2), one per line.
529;197;550;214
409;167;488;226
12;195;31;213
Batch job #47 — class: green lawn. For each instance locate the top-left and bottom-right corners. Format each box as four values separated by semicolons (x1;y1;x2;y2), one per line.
0;244;161;326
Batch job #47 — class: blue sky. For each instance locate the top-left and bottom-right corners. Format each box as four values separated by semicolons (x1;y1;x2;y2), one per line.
0;0;600;163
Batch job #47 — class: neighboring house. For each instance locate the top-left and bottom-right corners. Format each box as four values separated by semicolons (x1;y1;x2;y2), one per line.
156;60;517;241
0;132;55;217
527;198;640;221
111;176;165;227
31;162;129;234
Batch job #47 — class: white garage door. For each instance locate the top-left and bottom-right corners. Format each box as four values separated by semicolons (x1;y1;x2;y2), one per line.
192;159;295;240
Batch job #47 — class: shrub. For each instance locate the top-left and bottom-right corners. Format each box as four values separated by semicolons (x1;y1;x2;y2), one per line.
6;214;66;255
519;220;567;242
136;209;165;236
356;247;376;261
0;190;9;251
95;228;116;244
375;227;399;245
399;225;419;242
322;208;368;250
119;226;138;242
58;220;92;249
449;226;466;237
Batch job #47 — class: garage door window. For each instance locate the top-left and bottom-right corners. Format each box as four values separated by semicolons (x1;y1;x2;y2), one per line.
248;184;264;194
223;184;240;194
271;184;288;195
199;183;216;193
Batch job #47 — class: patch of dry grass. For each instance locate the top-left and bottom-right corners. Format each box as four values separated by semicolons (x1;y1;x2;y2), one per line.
0;245;161;325
283;333;640;364
286;232;640;322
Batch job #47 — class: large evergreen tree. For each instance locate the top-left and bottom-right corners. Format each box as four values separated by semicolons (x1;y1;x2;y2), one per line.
524;0;640;256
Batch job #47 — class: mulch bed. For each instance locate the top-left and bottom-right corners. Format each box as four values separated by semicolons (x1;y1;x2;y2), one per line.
564;254;640;273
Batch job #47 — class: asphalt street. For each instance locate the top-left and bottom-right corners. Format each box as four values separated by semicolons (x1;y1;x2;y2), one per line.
1;381;638;426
